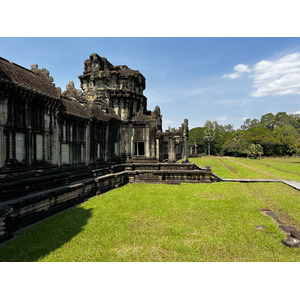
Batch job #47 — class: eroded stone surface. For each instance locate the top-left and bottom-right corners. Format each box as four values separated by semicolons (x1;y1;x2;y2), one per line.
290;229;300;240
282;238;300;248
260;208;300;248
255;225;266;232
278;225;298;235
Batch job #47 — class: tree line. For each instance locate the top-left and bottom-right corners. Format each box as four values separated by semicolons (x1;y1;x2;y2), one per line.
189;112;300;157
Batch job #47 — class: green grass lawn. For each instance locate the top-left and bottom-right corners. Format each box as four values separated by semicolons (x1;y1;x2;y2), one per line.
192;156;300;181
0;178;299;261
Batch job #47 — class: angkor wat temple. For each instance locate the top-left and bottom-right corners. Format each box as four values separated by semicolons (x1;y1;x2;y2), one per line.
0;53;212;243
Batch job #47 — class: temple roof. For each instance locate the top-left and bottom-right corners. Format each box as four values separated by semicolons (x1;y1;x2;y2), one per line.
79;53;145;83
61;97;89;119
61;97;120;122
0;57;59;99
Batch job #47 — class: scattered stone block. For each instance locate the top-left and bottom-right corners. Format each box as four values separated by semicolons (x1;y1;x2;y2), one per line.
278;225;298;234
255;225;266;232
282;238;300;248
290;229;300;240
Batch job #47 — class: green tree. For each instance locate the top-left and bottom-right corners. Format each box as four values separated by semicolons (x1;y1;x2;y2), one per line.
204;128;215;156
203;120;233;155
240;118;260;130
188;127;206;154
247;143;264;159
244;127;280;156
223;130;247;156
274;112;289;127
260;113;276;130
274;124;300;155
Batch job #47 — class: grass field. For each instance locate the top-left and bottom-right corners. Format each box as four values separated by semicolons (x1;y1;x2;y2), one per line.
192;156;300;181
0;157;299;262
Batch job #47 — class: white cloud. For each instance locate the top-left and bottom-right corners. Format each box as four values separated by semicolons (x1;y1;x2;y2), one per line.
251;52;300;97
222;64;250;79
223;52;300;98
294;110;300;115
216;114;228;121
234;64;251;73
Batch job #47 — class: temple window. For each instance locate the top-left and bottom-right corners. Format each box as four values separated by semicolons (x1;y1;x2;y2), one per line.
134;142;145;156
81;144;85;162
61;143;70;164
15;132;25;162
36;134;43;160
97;143;101;159
114;142;120;156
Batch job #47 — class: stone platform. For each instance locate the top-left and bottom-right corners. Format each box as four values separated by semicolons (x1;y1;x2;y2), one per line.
0;162;212;244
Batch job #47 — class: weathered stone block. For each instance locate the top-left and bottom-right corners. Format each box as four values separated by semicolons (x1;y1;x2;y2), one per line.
282;238;300;248
290;229;300;240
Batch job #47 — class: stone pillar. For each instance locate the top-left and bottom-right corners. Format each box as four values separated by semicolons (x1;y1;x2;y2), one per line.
51;109;60;165
0;128;5;167
105;125;110;161
120;102;126;120
145;126;150;158
85;123;91;165
114;100;120;116
182;139;188;163
156;138;160;161
182;119;189;163
168;137;176;163
125;123;133;162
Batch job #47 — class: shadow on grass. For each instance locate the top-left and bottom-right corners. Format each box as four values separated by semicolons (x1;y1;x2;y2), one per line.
0;206;92;262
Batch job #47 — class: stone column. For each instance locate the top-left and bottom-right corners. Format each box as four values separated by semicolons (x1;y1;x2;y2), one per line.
168;137;176;163
105;125;110;162
0;128;4;167
51;109;60;165
120;102;126;120
85;123;91;165
182;119;189;163
156;138;160;161
145;126;150;158
125;124;133;162
182;139;189;162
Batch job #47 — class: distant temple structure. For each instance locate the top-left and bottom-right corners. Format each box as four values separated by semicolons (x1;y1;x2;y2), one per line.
0;53;212;243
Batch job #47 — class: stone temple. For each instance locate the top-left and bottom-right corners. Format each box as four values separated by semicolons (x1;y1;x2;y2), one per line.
0;53;212;243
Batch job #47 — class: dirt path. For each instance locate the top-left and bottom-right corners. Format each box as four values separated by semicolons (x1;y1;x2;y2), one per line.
224;157;276;177
255;162;300;176
216;157;237;174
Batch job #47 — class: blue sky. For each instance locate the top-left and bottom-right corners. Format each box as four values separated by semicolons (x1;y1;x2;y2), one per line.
1;37;300;130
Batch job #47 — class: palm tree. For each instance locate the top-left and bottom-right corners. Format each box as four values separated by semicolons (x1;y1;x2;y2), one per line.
204;128;215;156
